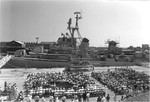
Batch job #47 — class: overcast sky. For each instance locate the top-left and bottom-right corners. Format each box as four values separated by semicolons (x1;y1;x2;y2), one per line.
1;0;150;47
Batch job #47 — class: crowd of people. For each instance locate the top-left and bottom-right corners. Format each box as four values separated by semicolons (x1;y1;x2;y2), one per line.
24;71;105;99
0;82;23;101
2;65;149;101
92;67;150;98
0;80;110;102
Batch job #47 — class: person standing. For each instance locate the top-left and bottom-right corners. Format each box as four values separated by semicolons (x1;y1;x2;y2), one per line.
71;97;74;102
17;91;24;102
86;92;90;102
101;95;106;102
24;94;32;102
13;86;19;101
97;95;102;102
34;95;40;102
49;94;54;102
78;93;82;102
113;94;117;102
61;95;66;102
82;92;87;102
106;94;110;102
4;81;7;93
28;94;32;102
41;96;46;102
74;94;78;102
0;87;2;97
120;95;124;102
55;95;59;102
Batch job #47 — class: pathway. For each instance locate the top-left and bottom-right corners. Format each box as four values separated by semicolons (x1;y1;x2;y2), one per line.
0;55;11;68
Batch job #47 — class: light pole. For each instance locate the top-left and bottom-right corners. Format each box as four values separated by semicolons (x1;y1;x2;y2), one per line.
36;37;39;44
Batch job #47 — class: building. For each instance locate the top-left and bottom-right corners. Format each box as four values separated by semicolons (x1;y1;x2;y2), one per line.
134;51;143;58
0;42;7;53
122;49;134;55
6;40;25;54
14;49;27;57
0;41;25;54
25;42;38;50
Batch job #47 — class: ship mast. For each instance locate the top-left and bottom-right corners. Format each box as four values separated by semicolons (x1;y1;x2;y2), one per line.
67;12;82;49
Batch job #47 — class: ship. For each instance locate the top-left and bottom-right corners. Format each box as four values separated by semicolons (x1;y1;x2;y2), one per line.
64;58;94;72
2;12;91;68
64;37;94;72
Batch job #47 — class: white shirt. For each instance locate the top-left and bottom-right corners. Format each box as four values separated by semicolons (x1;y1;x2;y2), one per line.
101;97;106;102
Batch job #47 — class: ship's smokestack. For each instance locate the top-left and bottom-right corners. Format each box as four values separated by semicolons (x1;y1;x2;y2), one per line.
79;38;89;58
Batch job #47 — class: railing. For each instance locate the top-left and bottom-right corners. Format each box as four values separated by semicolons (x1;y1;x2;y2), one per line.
0;55;12;68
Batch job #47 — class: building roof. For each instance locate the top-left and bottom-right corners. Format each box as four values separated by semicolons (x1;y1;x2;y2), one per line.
109;41;118;44
40;42;56;45
8;40;25;45
15;40;24;45
122;49;134;52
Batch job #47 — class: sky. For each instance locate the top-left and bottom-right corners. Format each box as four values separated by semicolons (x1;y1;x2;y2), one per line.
0;0;150;47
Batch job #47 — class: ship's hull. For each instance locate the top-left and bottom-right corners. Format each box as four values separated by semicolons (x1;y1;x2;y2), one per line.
2;57;69;68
